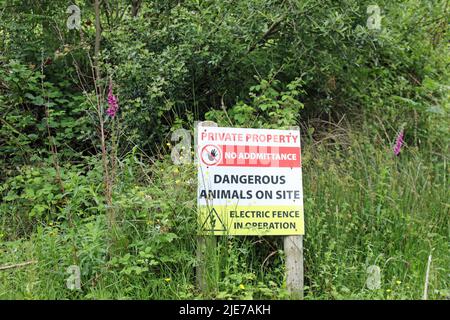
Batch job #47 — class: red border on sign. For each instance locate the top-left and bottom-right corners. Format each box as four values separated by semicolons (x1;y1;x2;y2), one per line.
203;144;302;168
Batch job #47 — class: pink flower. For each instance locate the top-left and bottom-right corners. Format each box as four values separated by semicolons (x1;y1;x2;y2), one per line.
106;82;119;117
393;130;404;156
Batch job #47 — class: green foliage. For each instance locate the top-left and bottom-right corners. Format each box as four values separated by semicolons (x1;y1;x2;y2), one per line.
0;0;448;300
0;59;93;175
302;127;449;299
0;160;104;240
1;128;448;299
206;76;305;128
1;0;448;152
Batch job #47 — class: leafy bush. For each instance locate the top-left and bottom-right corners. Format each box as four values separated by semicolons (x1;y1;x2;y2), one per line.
0;0;448;300
0;159;104;239
0;60;93;175
206;76;305;128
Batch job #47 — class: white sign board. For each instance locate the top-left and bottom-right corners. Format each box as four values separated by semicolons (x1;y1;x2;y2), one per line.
197;126;304;236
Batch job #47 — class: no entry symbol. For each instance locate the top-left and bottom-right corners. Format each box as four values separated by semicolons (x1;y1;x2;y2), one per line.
201;144;222;166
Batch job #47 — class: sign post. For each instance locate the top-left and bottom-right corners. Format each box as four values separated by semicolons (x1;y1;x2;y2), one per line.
284;126;304;299
196;124;304;297
196;121;218;293
284;236;304;298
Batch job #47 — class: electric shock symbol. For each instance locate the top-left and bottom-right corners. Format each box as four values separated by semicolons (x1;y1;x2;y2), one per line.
201;208;227;232
200;145;222;166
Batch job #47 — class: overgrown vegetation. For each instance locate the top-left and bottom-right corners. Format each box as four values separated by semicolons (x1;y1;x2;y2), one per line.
0;0;448;300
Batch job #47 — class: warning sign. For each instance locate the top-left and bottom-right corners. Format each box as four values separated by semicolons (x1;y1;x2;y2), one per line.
197;125;304;236
200;144;222;166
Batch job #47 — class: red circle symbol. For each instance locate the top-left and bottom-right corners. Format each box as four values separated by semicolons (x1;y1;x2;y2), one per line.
200;145;222;166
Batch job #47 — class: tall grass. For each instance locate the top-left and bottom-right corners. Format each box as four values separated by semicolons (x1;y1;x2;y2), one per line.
0;123;448;300
302;123;448;299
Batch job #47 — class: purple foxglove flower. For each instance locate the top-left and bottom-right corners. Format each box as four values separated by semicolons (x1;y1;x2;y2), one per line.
393;130;404;156
106;82;119;118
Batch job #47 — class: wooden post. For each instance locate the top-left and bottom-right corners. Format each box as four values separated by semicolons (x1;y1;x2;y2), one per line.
196;236;207;292
196;121;218;293
284;126;304;299
284;235;304;299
